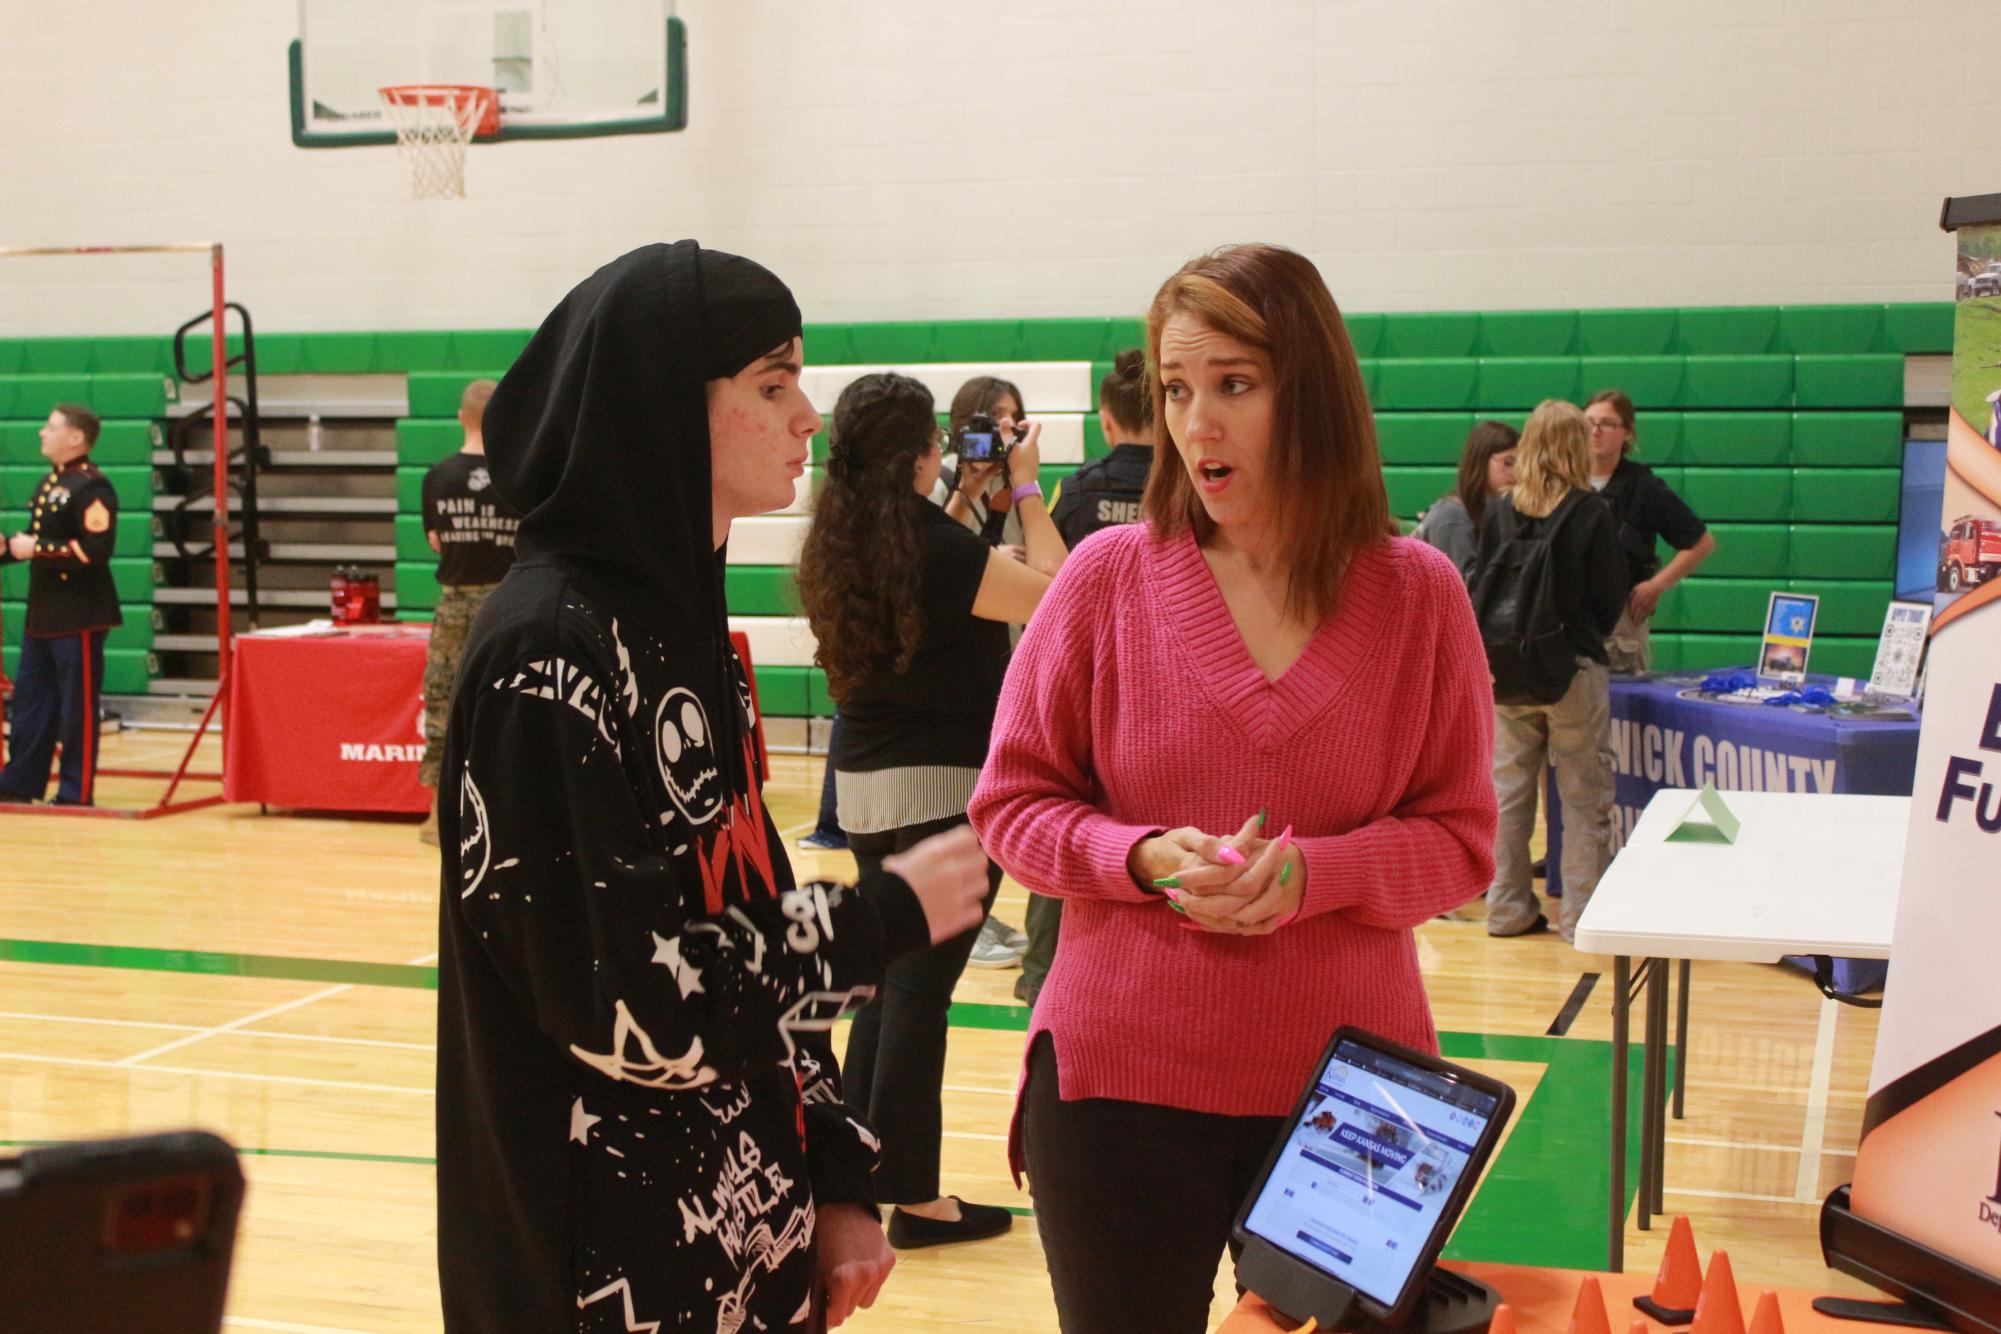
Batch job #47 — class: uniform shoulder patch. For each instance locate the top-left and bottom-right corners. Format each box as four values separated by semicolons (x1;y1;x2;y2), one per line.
83;499;111;533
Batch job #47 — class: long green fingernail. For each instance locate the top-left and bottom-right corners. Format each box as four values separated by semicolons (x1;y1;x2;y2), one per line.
1279;862;1293;886
1152;876;1182;889
1258;809;1268;831
1166;897;1188;915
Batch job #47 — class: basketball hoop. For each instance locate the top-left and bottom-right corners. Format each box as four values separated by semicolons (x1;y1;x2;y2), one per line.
377;84;498;200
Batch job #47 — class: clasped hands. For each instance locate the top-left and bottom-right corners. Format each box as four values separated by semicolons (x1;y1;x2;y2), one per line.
1128;812;1305;936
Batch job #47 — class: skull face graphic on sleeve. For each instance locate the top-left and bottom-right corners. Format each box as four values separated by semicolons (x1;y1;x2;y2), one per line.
656;687;724;826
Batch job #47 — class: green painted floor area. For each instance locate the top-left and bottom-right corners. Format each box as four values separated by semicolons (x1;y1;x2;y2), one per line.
1;938;1657;1267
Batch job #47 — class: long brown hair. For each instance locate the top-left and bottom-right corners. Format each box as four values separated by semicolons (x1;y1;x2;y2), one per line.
1454;419;1520;527
795;373;938;701
1510;400;1592;519
1142;244;1389;623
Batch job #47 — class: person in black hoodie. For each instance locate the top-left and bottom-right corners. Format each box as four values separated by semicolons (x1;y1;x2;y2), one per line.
434;242;989;1334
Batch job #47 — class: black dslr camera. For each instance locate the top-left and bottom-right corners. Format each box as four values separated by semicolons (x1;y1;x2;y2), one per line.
953;412;1025;468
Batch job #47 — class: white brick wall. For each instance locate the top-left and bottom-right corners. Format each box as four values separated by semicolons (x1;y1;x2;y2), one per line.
3;0;1998;336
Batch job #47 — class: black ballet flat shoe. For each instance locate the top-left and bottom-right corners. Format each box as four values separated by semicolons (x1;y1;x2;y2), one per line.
886;1198;1014;1249
1491;913;1551;940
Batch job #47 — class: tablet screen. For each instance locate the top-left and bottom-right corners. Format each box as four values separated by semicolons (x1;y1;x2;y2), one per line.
1241;1038;1501;1308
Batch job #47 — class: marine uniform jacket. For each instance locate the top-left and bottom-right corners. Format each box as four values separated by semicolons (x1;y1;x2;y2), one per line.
0;460;122;635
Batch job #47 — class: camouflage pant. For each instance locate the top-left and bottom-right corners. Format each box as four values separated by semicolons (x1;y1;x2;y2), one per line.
419;582;498;789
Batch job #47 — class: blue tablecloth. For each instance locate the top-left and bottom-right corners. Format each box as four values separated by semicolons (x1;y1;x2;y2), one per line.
1546;672;1920;991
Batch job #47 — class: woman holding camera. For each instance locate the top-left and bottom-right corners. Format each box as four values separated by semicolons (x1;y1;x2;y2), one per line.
796;371;1063;1247
969;245;1497;1331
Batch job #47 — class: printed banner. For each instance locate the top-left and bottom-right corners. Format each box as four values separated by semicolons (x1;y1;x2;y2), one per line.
1848;213;2001;1273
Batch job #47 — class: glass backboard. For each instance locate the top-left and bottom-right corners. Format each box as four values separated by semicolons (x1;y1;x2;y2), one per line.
291;0;684;146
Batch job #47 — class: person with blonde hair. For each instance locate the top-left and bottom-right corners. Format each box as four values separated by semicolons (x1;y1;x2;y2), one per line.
1473;399;1625;941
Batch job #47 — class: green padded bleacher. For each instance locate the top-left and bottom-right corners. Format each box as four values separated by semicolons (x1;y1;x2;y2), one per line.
1;645;153;693
0;419;159;467
3;602;153;653
0;464;153;511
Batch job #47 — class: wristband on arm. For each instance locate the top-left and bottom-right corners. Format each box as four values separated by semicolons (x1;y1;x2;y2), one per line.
1011;481;1043;503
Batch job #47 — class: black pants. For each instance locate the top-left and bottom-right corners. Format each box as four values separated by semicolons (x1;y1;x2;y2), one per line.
1;629;107;805
1022;1034;1287;1334
843;812;1002;1204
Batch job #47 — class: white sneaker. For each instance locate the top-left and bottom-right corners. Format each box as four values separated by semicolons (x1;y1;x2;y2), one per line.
968;916;1026;968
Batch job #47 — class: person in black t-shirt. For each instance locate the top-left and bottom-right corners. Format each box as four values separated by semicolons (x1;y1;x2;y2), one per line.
416;379;517;842
796;371;1063;1249
1583;389;1717;673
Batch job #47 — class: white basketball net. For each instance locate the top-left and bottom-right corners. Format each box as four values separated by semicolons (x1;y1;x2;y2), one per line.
378;86;492;200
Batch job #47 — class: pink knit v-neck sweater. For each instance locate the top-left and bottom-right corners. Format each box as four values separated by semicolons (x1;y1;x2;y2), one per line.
969;525;1497;1134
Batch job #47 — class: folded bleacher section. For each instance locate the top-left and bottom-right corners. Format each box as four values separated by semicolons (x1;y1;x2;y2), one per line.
0;303;1953;705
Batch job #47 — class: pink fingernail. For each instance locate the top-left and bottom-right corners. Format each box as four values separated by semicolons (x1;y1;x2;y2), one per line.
1275;910;1300;929
1216;846;1246;867
1274;825;1294;856
1162;885;1184;903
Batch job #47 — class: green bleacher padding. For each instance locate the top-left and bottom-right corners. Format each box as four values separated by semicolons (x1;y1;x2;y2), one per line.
1673;633;1767;672
1341;312;1384;360
1082;417;1110;459
1778;305;1885;354
842;324;939;364
0;556;152;602
1373;359;1476;410
928;321;1030;363
1659;579;1779;634
1789;580;1893;636
1475;358;1582;409
1037;465;1070;496
374;331;456;372
395;514;433;561
726;566;798;616
1790;412;1902;467
395;561;440;611
408;372;503;419
0;374;89;416
89;338;175;375
1379;313;1480;358
1791;469;1899;523
396;419;464;466
2;603;151;652
1680;467;1790;522
0;342;23;375
748;665;812;717
1648;635;1683;673
1477;311;1578;357
1808;638;1878;678
1793;354;1903;408
1790;524;1894;580
303;333;383;374
1579;356;1684;408
809;430;831;464
1682;355;1793;409
94;421;162;467
1383;466;1457;517
1679;413;1791;467
449;330;531;370
103;648;153;693
801;325;860;365
1089;361;1116;409
1374;414;1476;465
248;333;308;375
1675;307;1779;354
397;466;427;512
1883;303;1954;355
808;668;834;716
1631;412;1685;465
21;339;97;373
1578;309;1679;357
91;374;175;417
1696;524;1792;580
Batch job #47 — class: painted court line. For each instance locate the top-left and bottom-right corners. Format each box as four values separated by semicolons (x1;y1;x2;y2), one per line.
0;1010;434;1053
0;1050;433;1096
1665;1134;1855;1157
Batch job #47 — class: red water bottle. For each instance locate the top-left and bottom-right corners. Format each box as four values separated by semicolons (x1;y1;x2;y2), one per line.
330;566;350;625
346;569;370;626
362;572;382;624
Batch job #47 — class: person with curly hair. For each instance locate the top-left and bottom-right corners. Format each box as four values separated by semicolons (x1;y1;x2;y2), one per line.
795;370;1064;1247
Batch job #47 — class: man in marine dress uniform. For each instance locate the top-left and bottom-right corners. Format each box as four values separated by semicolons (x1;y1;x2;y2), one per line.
0;404;121;806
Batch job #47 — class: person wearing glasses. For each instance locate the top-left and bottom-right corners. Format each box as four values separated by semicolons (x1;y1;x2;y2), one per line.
1582;390;1717;673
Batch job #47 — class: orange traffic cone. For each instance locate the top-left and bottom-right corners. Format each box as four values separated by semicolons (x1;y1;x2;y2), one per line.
1635;1215;1705;1324
1490;1306;1519;1334
1691;1250;1746;1334
1748;1291;1785;1334
1570;1276;1613;1334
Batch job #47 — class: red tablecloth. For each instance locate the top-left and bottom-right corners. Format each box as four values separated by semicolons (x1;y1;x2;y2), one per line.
224;627;431;814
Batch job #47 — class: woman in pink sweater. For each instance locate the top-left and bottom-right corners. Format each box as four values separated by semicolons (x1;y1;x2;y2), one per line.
967;244;1498;1333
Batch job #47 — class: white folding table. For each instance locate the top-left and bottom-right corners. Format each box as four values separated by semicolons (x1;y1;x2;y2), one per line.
1572;788;1907;1272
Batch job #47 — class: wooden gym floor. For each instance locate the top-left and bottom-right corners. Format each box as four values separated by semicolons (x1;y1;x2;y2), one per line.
0;730;1882;1332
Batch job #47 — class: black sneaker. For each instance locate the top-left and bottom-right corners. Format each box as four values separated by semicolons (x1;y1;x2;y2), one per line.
886;1199;1013;1249
0;788;38;804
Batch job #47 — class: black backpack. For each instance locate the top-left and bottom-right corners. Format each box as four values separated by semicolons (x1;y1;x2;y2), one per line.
1469;491;1586;706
